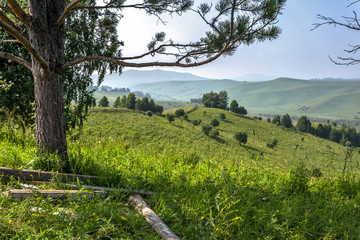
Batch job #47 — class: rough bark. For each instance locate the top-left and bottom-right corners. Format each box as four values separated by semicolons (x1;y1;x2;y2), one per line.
27;0;69;168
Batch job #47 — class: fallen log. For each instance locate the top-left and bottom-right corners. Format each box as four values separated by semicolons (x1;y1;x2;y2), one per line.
0;167;101;183
66;183;154;195
129;194;181;240
3;189;106;201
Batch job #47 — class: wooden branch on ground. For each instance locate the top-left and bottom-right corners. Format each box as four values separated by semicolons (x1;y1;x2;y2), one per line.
129;194;181;240
66;183;154;195
0;167;101;183
3;189;106;201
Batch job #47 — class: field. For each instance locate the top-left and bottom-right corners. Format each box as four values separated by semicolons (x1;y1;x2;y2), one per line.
1;107;360;239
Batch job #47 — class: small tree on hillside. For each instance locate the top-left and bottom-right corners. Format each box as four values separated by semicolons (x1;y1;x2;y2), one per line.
237;106;247;116
113;96;121;108
135;98;141;111
281;114;293;128
191;119;202;129
166;114;175;124
125;93;136;110
229;100;239;112
272;115;281;125
175;108;185;117
297;116;312;133
234;132;248;146
210;118;220;128
219;113;226;120
120;96;127;108
98;96;109;107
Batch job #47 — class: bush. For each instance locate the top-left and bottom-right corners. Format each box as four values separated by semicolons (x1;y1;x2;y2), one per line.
166;114;175;124
191;119;201;128
146;111;153;117
210;118;220;128
175;108;185;117
219;113;226;120
202;124;212;136
234;132;247;145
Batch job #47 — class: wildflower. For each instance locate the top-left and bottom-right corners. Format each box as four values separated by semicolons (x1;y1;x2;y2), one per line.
283;200;286;204
232;216;242;221
121;216;127;221
216;228;220;231
276;210;279;213
201;216;205;220
35;197;41;200
92;213;97;217
8;220;12;224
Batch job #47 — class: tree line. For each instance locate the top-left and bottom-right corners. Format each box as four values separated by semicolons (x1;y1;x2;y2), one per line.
270;114;360;148
98;93;164;114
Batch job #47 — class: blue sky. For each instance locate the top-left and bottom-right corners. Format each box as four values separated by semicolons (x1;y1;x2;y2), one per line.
118;0;360;79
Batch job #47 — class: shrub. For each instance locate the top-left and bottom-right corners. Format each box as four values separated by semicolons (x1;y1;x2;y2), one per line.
146;111;153;117
202;124;212;136
219;113;226;120
210;118;220;128
166;114;175;124
234;132;247;145
175;108;185;117
191;119;201;128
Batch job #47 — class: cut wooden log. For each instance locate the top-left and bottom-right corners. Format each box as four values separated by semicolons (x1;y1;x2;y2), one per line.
130;194;181;240
66;183;154;195
3;189;106;201
0;167;101;183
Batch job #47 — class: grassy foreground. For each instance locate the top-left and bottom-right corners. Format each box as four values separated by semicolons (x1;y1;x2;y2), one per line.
0;107;360;239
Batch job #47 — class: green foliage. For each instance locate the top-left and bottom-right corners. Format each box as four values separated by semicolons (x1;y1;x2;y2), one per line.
202;91;228;109
113;96;121;108
210;118;220;128
202;124;212;135
166;114;175;124
229;100;247;115
297;115;312;133
125;93;136;109
175;108;185;117
272;115;281;125
234;131;247;145
286;164;311;195
219;113;226;120
191;119;202;128
2;106;360;238
281;113;293;128
209;128;219;138
98;96;109;107
146;111;153;117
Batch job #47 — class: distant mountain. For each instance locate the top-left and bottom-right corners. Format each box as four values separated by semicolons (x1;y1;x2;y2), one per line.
91;69;211;88
234;73;277;82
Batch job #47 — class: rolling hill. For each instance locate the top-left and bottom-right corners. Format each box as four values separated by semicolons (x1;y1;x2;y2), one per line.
133;77;360;120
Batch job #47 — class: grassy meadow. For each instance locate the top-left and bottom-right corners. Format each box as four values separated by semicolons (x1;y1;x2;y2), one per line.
1;106;360;239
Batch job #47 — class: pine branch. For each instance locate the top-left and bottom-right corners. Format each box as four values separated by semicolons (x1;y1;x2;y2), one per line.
6;0;29;24
0;51;32;71
0;18;49;74
56;0;82;26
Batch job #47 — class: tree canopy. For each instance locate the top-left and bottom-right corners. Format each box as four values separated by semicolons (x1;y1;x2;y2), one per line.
202;91;228;109
0;0;286;166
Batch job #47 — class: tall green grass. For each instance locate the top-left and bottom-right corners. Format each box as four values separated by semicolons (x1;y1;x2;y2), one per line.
1;107;360;239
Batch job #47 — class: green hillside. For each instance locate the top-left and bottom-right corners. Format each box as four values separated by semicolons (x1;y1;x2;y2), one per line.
133;78;360;120
1;107;360;238
133;79;243;101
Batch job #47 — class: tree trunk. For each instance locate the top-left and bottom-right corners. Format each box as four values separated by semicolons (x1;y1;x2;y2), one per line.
27;0;69;170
